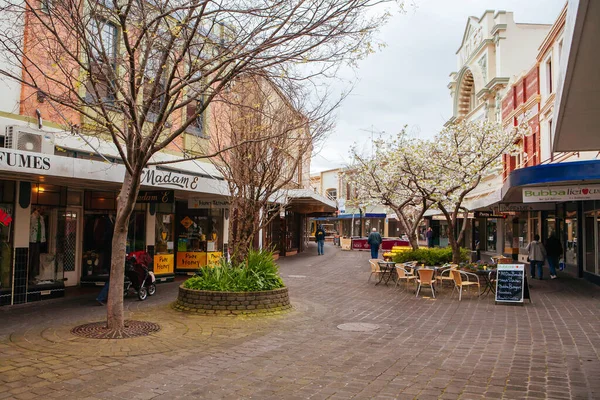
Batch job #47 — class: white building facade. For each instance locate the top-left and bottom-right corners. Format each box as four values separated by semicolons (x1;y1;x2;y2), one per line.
435;10;552;254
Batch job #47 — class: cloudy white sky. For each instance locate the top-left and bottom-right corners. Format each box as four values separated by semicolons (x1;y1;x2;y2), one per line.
310;0;566;173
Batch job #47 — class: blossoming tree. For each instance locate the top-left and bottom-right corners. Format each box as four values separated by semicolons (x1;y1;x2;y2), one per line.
346;131;431;250
410;120;523;263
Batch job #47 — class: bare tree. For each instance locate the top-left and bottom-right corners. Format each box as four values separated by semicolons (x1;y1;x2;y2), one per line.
0;0;400;331
210;74;329;265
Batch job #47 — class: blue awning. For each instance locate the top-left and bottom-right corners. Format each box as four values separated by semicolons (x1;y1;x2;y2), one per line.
336;213;387;219
502;160;600;203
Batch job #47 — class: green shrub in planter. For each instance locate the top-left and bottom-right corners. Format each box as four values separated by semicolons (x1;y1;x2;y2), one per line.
183;249;285;292
392;247;468;265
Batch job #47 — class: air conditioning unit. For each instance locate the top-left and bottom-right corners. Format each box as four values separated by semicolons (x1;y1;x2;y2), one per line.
4;126;55;155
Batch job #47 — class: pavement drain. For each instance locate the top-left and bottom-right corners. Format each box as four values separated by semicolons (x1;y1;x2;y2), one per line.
71;320;161;339
337;322;380;332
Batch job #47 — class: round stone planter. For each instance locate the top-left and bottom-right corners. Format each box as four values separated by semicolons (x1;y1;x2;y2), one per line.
174;285;291;315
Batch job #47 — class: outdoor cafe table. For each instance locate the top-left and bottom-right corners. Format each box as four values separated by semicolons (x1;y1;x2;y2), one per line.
376;261;397;286
473;269;496;297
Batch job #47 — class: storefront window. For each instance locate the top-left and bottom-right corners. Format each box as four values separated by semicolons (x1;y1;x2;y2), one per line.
28;206;66;285
565;204;578;267
155;203;175;255
504;218;514;250
486;219;497;252
0;180;15;304
82;191;146;278
584;209;595;274
517;212;528;249
154;203;175;276
439;221;449;248
175;202;224;270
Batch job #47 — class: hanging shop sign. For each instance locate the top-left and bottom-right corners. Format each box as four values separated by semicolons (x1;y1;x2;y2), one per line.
188;197;230;209
474;211;506;219
522;185;600;203
153;254;174;275
136;190;174;204
498;203;555;212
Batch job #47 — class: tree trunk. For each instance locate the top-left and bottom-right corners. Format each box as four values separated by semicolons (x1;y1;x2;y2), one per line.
407;231;419;250
446;220;462;264
230;200;260;266
106;169;141;330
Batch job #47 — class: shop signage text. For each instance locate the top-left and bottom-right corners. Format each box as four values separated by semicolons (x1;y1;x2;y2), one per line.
522;185;600;203
474;211;506;219
0;149;50;170
136;190;174;204
498;203;555;212
141;169;199;190
176;252;207;269
188;197;230;209
153;254;174;275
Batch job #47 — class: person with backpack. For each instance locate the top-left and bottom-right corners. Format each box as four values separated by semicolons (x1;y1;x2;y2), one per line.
315;225;326;255
367;227;383;259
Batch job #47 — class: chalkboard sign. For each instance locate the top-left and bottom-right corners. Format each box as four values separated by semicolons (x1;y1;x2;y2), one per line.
495;264;525;303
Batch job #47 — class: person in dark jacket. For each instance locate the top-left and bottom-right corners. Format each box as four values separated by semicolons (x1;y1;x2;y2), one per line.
367;228;382;259
545;233;562;279
315;225;326;255
426;227;434;248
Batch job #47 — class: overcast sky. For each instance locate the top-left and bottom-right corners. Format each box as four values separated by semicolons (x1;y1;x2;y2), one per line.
310;0;566;173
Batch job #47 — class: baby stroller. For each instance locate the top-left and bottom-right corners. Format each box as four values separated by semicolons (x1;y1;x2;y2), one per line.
124;251;156;301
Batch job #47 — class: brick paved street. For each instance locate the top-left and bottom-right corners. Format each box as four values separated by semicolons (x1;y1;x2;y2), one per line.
1;244;599;399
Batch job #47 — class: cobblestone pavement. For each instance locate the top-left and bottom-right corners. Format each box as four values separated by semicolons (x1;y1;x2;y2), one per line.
1;244;599;399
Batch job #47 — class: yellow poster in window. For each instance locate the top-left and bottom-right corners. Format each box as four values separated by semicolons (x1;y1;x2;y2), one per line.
176;251;207;270
207;252;222;265
153;254;174;275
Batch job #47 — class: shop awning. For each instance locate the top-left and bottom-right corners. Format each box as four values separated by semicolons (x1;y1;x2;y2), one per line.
553;0;600;152
463;188;502;211
337;213;386;219
501;159;600;202
286;189;336;214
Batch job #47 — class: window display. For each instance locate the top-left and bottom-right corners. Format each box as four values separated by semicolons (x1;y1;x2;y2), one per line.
175;203;223;271
28;183;69;286
82;191;146;279
154;204;175;276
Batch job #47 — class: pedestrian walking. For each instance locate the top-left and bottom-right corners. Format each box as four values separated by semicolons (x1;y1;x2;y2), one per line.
526;234;547;280
367;227;382;259
315;225;326;255
426;227;434;248
545;233;562;279
96;279;109;305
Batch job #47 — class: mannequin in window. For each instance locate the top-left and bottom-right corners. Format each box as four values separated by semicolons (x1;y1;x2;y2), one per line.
29;208;46;281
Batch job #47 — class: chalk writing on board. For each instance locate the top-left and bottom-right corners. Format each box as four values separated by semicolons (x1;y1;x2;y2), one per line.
496;265;524;303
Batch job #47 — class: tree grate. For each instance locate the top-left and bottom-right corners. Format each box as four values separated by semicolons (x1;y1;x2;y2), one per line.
71;320;160;339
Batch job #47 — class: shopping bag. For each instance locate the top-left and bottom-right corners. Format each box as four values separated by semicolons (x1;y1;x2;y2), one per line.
559;258;565;271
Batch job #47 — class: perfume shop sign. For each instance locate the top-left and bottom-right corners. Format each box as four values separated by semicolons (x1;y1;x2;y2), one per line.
522;185;600;203
188;197;230;209
0;148;51;171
